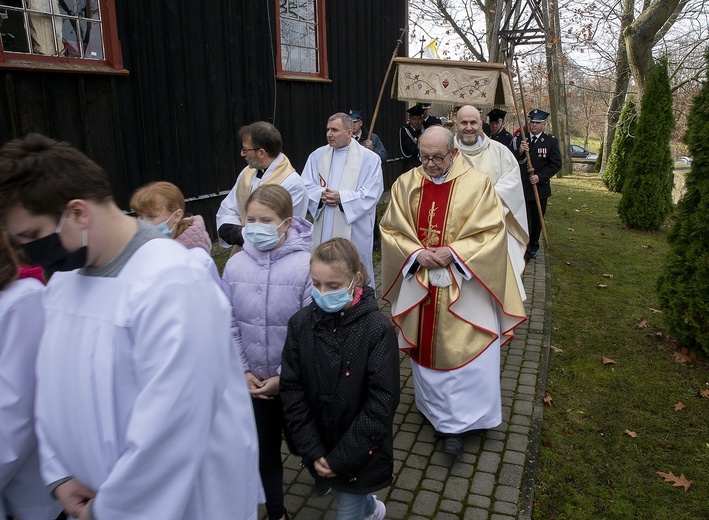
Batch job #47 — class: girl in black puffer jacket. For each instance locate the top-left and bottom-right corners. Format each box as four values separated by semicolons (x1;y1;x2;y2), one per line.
281;238;399;520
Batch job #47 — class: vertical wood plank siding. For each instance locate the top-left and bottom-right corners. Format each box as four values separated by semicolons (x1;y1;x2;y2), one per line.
0;1;408;237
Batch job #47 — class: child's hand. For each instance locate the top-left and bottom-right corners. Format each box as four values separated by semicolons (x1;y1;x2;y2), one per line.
314;457;337;478
251;376;280;399
245;372;265;394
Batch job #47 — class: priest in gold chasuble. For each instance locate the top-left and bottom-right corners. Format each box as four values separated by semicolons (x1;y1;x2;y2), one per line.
381;126;526;450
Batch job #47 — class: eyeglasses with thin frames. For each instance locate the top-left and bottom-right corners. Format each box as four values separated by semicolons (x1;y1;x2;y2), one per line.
418;151;451;165
241;147;260;153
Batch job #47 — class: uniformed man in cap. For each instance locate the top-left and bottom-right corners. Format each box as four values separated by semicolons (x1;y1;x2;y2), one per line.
421;103;442;128
349;109;388;164
487;108;514;151
513;109;562;262
400;104;425;171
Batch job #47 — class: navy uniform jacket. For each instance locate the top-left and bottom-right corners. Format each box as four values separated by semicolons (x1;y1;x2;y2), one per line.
399;123;423;171
490;127;514;151
353;129;387;164
513;132;562;201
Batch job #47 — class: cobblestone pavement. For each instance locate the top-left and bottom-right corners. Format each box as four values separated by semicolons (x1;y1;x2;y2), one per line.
266;247;552;520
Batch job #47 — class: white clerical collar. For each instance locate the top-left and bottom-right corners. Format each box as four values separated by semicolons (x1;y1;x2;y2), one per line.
353;131;362;140
430;160;455;184
454;133;489;157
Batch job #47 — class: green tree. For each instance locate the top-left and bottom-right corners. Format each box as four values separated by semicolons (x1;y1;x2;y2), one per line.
657;51;709;356
603;96;637;192
618;59;674;229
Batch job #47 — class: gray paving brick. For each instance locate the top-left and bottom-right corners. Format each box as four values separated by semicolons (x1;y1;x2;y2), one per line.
439;499;464;513
492;498;518;515
517;384;536;395
394;430;416;451
482;438;504;452
407;453;430;469
477;451;502;474
500;377;517;391
412;490;440;516
502;450;527;466
389;489;414;503
394;467;422;491
470;471;495;495
442;475;470;501
513;400;534;415
509;424;531;436
490;514;516;520
464;507;492;520
498;463;524;488
467;494;491;509
450;462;475;479
422;478;444;492
426;464;449;481
485;430;506;441
435;512;463;520
383;501;410;520
412;441;436;457
507;432;530;452
510;413;531;427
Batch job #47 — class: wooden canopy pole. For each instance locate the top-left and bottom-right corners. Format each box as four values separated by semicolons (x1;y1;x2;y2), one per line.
367;27;407;141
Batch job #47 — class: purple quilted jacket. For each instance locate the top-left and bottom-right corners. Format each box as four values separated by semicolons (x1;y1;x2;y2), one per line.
221;217;313;380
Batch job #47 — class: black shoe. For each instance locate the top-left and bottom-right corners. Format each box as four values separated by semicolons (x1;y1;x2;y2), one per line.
441;436;464;456
529;250;538;259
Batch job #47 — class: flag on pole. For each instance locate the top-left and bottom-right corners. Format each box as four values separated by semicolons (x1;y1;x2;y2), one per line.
422;40;440;59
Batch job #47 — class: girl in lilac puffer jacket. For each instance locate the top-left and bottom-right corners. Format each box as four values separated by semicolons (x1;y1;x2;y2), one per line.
221;184;312;520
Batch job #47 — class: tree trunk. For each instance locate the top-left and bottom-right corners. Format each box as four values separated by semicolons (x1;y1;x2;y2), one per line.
625;0;683;97
543;0;571;176
602;0;634;171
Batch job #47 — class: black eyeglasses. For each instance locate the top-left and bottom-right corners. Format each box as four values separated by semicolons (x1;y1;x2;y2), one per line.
241;147;260;153
418;151;450;165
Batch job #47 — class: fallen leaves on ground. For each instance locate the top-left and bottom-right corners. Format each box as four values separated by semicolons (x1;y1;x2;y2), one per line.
637;318;650;328
602;273;614;278
550;345;563;353
649;308;662;314
598;284;607;288
543;395;553;406
602;356;616;365
700;389;709;399
673;351;691;364
673;402;686;412
567;237;576;242
656;471;692;492
567;227;575;231
624;430;638;438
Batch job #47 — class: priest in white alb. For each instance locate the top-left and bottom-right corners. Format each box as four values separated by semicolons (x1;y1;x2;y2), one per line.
302;112;383;284
455;105;528;300
217;121;308;248
381;126;526;457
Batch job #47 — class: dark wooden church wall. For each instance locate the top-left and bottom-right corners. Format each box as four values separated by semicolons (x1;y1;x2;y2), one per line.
0;0;408;238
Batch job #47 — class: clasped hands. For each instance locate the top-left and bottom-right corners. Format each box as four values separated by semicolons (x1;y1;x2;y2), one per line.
417;247;453;269
320;188;341;206
245;372;280;400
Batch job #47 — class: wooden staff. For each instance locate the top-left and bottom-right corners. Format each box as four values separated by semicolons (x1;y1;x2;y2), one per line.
504;57;549;249
367;27;407;141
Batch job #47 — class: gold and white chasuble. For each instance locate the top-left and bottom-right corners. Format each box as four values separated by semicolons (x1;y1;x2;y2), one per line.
381;155;526;370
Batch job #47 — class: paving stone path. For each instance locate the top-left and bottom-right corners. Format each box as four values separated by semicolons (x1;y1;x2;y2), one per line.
265;247;552;520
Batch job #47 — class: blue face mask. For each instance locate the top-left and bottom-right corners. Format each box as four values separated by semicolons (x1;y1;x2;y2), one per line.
153;211;177;237
243;220;287;251
311;278;355;313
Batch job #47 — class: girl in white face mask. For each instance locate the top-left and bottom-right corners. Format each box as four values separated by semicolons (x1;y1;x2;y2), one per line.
221;184;314;520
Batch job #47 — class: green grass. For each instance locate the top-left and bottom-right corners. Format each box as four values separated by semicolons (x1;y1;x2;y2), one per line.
533;175;708;520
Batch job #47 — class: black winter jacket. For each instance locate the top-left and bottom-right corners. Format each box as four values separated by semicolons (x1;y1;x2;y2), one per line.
280;286;400;494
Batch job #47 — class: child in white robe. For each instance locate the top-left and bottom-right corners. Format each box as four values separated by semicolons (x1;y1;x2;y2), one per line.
0;229;62;520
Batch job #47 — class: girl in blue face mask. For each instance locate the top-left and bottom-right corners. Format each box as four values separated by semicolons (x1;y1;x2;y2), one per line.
280;238;400;520
221;184;313;520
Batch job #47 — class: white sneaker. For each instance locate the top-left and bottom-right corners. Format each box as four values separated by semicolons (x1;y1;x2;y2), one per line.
363;496;386;520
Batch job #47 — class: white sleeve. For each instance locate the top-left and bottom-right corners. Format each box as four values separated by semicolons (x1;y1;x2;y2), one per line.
301;150;326;219
0;282;45;491
281;172;309;219
339;153;384;224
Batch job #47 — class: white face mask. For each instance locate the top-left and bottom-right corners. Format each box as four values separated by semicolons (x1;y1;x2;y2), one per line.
243;220;288;251
153;210;178;236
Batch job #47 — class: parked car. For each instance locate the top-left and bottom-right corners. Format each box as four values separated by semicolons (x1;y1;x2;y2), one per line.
676;156;693;165
570;144;598;160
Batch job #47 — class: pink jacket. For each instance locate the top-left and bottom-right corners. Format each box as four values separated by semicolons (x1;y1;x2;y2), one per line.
175;215;212;253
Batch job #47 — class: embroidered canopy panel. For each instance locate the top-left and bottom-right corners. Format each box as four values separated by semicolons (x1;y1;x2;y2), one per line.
392;57;514;108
